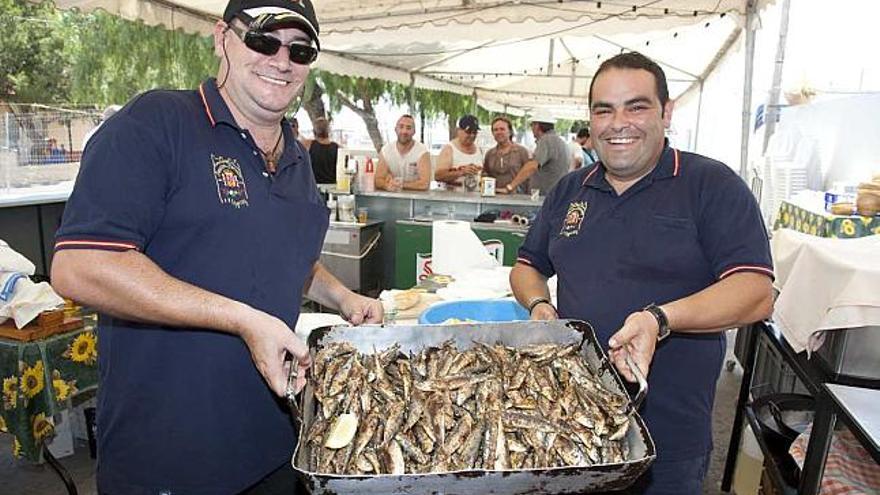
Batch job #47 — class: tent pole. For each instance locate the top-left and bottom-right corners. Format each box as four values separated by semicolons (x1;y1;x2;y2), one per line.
694;79;704;151
739;0;758;178
472;89;478;114
547;38;555;76
762;0;792;154
408;73;416;115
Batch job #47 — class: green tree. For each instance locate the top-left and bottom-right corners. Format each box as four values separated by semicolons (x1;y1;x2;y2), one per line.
316;71;393;152
63;11;218;106
0;0;70;103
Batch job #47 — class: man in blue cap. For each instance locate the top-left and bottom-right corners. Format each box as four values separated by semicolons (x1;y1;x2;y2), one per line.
52;0;382;492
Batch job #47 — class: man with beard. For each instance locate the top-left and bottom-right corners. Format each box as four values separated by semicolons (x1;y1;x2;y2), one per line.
51;0;383;492
510;52;774;494
375;114;431;191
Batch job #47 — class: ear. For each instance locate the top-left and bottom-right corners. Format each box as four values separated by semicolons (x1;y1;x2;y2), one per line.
213;21;229;58
662;99;675;128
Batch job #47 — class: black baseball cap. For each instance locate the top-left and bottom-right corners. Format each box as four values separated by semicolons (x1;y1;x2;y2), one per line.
223;0;321;50
458;114;480;133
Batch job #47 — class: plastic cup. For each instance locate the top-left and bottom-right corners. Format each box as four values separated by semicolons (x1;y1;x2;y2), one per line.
357;207;368;224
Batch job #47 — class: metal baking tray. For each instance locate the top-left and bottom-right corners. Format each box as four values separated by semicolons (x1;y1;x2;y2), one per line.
292;319;656;494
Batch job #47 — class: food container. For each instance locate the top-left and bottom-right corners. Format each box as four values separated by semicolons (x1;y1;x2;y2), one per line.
292;319;655;494
417;299;528;325
481;177;496;197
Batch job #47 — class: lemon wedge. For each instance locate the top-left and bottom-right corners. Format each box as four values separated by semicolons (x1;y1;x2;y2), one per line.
324;413;359;449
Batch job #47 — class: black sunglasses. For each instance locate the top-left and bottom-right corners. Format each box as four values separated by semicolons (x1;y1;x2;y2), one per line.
228;23;318;65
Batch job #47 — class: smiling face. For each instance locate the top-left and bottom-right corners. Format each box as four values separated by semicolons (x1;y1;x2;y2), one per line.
491;119;512;145
214;19;311;125
395;116;416;145
589;67;673;182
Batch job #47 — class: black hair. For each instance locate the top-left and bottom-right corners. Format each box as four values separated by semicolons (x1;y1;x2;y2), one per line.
576;128;590;139
535;122;554;133
589;52;669;109
313;117;330;139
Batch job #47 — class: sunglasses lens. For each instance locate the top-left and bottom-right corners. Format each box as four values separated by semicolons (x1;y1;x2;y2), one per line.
288;44;318;65
238;27;317;65
244;32;281;56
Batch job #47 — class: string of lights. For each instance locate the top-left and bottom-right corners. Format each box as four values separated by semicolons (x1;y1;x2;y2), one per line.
327;3;732;60
343;12;728;85
323;0;736;34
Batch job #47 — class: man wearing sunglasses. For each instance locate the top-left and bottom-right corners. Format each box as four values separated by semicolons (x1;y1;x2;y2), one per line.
52;0;383;493
434;114;485;192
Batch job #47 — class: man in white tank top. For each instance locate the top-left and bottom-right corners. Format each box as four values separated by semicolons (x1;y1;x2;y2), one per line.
435;114;484;192
375;114;431;191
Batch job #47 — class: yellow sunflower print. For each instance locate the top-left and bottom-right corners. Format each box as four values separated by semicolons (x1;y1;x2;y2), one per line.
0;414;7;432
2;376;17;409
51;370;77;402
64;331;98;365
20;360;45;399
32;412;54;442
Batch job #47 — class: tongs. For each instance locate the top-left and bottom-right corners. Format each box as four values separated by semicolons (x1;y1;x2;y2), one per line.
284;354;304;423
574;320;647;416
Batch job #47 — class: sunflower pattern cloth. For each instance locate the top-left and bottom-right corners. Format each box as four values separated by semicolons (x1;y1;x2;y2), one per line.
775;200;880;238
0;321;96;461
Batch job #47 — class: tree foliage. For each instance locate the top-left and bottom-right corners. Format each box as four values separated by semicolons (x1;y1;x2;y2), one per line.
0;0;70;103
63;11;218;105
0;3;554;144
1;3;217;106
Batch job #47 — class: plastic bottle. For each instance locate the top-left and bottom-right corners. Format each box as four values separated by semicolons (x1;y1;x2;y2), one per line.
362;157;376;193
326;194;337;222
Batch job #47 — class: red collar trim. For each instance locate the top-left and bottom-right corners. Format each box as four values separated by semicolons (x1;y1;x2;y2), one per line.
198;83;216;127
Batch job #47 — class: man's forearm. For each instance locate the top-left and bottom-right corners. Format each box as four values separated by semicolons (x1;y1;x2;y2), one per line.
51;249;253;335
661;272;774;333
403;177;429;190
303;262;349;310
510;262;551;307
434;167;462;183
508;161;538;190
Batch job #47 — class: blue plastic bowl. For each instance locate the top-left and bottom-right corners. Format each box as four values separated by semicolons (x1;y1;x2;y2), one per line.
418;299;529;325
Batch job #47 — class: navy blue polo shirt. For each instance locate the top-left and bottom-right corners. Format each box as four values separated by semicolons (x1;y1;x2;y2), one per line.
518;144;772;461
56;79;329;494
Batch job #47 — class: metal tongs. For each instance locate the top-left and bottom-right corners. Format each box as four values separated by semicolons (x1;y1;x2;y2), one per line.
574;320;647;416
284;354;304;423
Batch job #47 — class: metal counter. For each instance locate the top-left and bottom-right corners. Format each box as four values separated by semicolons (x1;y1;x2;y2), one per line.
347;190;542;289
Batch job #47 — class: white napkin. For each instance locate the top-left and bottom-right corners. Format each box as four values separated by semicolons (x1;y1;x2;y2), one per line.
771;229;880;354
0;239;65;328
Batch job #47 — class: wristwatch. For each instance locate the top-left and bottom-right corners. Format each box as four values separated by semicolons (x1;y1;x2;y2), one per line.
642;303;671;341
527;296;555;315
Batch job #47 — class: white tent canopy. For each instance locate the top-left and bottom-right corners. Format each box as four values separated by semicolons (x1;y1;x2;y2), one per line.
52;0;773;118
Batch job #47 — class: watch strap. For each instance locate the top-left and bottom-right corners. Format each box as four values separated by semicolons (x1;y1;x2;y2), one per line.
643;303;671;341
527;297;554;315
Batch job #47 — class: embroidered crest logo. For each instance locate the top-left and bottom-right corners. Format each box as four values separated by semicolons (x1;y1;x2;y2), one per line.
560;201;588;237
212;154;249;208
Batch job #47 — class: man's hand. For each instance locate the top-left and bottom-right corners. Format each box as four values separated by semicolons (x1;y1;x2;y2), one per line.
460;164;482;176
608;311;658;382
387;177;403;192
239;310;311;397
529;302;557;320
339;292;384;325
